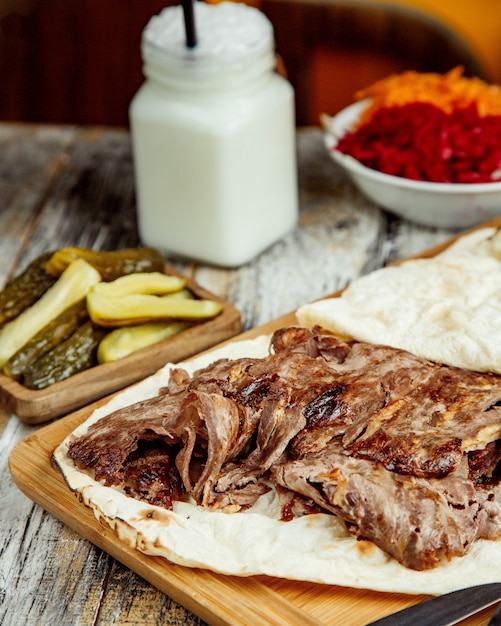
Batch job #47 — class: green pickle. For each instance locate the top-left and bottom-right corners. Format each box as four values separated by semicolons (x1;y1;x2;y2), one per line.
22;321;107;390
45;247;166;281
3;300;89;379
87;291;222;326
0;252;57;328
0;259;101;369
0;246;211;389
97;321;190;363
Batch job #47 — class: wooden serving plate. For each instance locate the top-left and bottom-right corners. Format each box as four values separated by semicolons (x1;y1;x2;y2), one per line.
9;223;501;625
0;264;241;423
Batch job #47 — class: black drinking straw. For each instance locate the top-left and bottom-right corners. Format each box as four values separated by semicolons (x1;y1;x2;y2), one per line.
182;0;197;48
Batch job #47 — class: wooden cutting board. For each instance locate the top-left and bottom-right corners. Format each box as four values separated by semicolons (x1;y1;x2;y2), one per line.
8;225;501;626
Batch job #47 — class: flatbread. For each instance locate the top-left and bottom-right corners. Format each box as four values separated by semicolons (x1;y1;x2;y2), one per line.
54;333;501;597
297;227;501;374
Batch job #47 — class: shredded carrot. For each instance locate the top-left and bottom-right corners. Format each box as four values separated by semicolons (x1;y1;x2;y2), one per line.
356;67;501;123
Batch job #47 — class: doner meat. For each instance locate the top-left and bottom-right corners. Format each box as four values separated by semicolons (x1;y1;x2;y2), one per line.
66;326;501;570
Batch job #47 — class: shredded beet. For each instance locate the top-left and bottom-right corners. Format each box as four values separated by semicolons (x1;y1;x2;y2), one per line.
335;102;501;184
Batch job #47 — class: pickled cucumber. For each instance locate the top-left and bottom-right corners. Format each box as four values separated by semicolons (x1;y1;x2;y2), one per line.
0;259;101;368
97;321;190;363
0;252;57;328
45;247;165;281
22;321;107;390
90;272;186;297
87;291;223;327
0;246;216;388
3;300;89;379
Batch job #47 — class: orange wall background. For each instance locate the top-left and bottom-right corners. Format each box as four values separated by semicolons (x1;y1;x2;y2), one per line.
356;0;501;83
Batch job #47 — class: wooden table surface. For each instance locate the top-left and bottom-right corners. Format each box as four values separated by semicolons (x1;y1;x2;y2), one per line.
0;122;462;626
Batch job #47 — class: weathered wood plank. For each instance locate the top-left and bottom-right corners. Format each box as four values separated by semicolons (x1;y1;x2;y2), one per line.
0;124;77;284
8;127;140;263
94;562;206;626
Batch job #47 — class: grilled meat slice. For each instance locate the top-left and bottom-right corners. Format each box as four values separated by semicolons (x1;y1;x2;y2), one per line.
67;326;501;569
274;328;501;479
271;438;501;570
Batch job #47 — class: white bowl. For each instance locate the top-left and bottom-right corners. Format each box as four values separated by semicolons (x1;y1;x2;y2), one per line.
323;100;501;229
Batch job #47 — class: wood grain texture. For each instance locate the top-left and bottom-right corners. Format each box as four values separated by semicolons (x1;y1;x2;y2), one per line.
2;122;495;626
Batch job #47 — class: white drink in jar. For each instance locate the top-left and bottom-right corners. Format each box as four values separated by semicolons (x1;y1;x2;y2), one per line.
129;1;298;267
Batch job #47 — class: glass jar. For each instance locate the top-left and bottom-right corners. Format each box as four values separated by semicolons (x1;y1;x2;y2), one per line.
129;1;298;267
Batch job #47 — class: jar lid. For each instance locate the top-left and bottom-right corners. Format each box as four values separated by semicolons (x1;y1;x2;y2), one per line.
142;1;274;70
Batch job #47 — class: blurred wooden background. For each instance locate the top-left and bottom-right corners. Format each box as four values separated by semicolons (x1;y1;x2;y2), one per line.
0;0;498;127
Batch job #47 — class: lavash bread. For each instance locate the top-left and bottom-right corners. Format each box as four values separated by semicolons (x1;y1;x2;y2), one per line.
54;332;501;597
297;227;501;374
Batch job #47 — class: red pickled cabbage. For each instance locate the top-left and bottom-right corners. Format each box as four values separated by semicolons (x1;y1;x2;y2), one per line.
335;102;501;184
